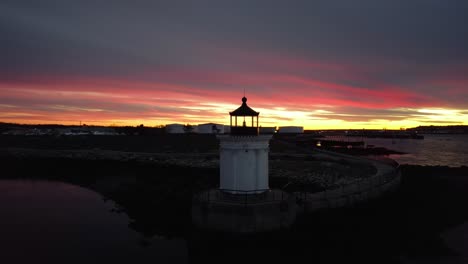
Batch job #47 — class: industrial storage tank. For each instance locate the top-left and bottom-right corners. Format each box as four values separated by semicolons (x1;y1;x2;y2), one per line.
277;126;304;134
165;124;185;134
197;123;225;134
259;126;276;134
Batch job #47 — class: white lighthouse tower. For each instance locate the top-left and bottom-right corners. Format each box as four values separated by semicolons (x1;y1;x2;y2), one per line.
218;96;272;194
192;96;296;233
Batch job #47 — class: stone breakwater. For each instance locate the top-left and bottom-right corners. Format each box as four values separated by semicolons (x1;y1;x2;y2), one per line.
0;147;220;168
297;163;401;212
1;146;402;212
192;149;402;233
294;148;401;211
1;147;380;190
2;146;402;234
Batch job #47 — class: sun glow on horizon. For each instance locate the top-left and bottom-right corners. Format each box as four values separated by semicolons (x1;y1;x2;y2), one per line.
1;65;468;130
2;105;467;130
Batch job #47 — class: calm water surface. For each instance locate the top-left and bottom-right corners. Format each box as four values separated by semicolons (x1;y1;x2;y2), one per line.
0;180;187;264
343;134;468;167
1;173;467;263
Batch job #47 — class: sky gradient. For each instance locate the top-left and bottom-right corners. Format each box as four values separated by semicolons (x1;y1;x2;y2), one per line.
1;0;468;129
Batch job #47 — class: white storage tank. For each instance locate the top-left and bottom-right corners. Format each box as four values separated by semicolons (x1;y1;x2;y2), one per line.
165;124;185;134
277;126;304;134
259;126;276;134
197;123;225;134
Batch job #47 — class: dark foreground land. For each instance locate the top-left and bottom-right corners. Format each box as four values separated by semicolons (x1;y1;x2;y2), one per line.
1;155;468;264
0;133;404;155
1;134;467;263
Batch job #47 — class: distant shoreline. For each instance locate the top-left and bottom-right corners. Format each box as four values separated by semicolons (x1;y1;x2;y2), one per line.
2;121;468;135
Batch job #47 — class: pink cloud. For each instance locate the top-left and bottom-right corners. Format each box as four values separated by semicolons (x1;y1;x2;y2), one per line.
1;48;466;127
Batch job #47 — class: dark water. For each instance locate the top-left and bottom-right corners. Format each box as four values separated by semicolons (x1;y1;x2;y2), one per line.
371;134;468;167
1;176;468;263
0;180;187;264
336;134;468;167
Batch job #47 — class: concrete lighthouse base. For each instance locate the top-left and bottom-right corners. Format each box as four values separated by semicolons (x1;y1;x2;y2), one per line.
192;189;297;233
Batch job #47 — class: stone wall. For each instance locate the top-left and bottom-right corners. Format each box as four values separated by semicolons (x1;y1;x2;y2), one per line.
298;164;401;212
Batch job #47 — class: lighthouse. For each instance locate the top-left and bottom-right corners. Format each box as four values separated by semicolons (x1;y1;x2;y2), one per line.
192;96;296;233
218;96;272;194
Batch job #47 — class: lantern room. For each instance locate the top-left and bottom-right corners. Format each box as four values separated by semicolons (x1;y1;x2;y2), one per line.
229;97;259;135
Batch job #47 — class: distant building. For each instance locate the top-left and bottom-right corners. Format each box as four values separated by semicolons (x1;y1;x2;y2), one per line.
183;124;198;133
2;129;28;135
259;126;276;134
277;126;304;134
197;123;224;134
165;124;185;134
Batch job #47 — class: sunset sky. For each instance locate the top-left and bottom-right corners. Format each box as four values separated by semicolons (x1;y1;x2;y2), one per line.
1;0;468;129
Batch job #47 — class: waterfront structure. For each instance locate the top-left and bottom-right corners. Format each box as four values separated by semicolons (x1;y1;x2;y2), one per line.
277;126;304;134
192;97;401;233
218;97;272;193
165;124;185;134
197;123;225;134
192;96;296;232
259;126;276;134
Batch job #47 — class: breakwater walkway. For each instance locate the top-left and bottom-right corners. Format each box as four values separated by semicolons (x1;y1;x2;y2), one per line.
296;148;401;212
193;141;401;233
275;139;401;212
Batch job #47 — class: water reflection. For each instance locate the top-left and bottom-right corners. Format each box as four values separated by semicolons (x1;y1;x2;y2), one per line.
334;134;468;167
0;179;394;264
1;176;464;264
0;180;187;264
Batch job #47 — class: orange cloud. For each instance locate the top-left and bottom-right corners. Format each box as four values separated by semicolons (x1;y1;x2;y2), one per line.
1;50;467;129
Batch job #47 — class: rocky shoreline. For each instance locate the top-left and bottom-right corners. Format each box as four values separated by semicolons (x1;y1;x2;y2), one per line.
0;146;379;190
